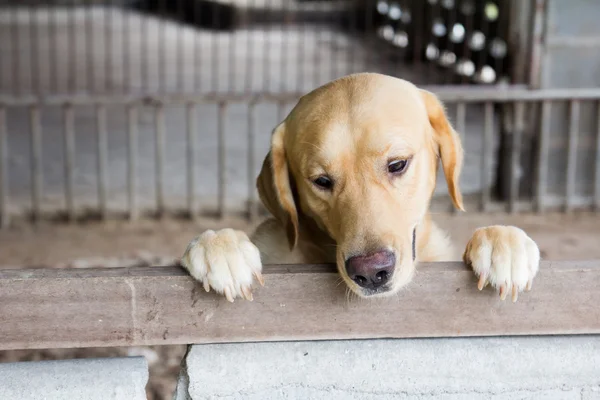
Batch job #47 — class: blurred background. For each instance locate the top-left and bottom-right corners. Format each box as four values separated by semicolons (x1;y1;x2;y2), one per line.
1;0;600;398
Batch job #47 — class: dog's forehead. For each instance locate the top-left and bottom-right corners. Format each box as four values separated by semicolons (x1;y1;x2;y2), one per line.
285;74;429;159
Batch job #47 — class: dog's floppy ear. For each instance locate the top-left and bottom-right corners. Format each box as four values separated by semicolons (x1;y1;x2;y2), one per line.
420;89;465;211
256;122;299;249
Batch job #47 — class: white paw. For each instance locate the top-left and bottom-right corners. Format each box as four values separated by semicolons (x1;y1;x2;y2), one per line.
181;229;263;302
463;225;540;302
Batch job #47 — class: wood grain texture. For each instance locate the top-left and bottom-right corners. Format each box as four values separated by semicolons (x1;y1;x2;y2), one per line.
1;261;599;351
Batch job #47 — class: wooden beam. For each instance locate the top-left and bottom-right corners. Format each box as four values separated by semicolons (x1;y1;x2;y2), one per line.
1;261;599;351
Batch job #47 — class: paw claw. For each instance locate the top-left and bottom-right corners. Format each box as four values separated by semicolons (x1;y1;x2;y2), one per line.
203;280;210;293
254;271;265;287
526;279;532;291
499;284;507;301
511;284;518;302
477;274;487;291
224;286;235;303
242;286;254;301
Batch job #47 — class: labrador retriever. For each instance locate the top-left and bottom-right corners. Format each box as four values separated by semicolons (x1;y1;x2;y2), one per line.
181;73;540;303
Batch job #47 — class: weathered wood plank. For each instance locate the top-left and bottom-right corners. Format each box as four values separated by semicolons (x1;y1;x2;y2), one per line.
0;261;599;351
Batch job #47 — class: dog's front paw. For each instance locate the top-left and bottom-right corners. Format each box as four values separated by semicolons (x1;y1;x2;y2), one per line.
181;229;263;302
463;225;540;302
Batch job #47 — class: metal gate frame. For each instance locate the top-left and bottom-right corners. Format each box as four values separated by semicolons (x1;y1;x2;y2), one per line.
2;85;600;228
1;0;600;228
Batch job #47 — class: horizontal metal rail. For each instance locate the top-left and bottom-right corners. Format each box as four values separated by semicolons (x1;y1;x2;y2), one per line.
1;91;600;225
3;86;600;107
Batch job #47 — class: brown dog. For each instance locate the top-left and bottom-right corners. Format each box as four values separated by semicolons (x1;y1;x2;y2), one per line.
181;73;540;302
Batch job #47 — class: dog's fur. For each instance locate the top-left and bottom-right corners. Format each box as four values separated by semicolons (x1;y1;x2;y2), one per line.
181;73;540;303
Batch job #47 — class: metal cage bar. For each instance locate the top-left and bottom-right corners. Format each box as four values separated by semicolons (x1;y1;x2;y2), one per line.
247;102;257;221
535;100;551;213
217;102;227;219
186;103;197;218
96;105;109;219
453;102;466;213
127;105;139;220
29;106;42;220
481;101;494;212
154;104;166;216
509;101;525;213
595;101;600;211
565;100;580;213
0;108;8;228
63;105;76;221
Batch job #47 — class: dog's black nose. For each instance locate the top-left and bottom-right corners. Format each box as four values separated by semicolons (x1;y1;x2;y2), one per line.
345;250;395;289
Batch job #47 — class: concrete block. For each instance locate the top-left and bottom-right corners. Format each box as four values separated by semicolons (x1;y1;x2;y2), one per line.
0;356;148;400
174;336;600;399
583;387;600;400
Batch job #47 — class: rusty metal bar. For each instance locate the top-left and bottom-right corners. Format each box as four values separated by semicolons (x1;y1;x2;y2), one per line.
0;108;8;228
217;102;226;218
127;106;138;220
155;105;165;216
247;102;257;221
481;102;494;212
186;103;197;218
509;102;526;213
595;101;600;211
565;100;580;212
30;106;42;220
63;105;76;221
96;105;108;219
535;100;551;212
453;102;466;213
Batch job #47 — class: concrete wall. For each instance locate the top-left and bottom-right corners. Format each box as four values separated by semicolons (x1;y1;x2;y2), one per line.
0;356;148;400
174;336;600;399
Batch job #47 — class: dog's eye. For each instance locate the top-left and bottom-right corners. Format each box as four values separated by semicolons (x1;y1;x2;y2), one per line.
388;159;409;175
313;176;334;190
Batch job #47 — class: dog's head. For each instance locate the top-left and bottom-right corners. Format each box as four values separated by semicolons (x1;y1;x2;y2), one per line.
257;73;464;297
